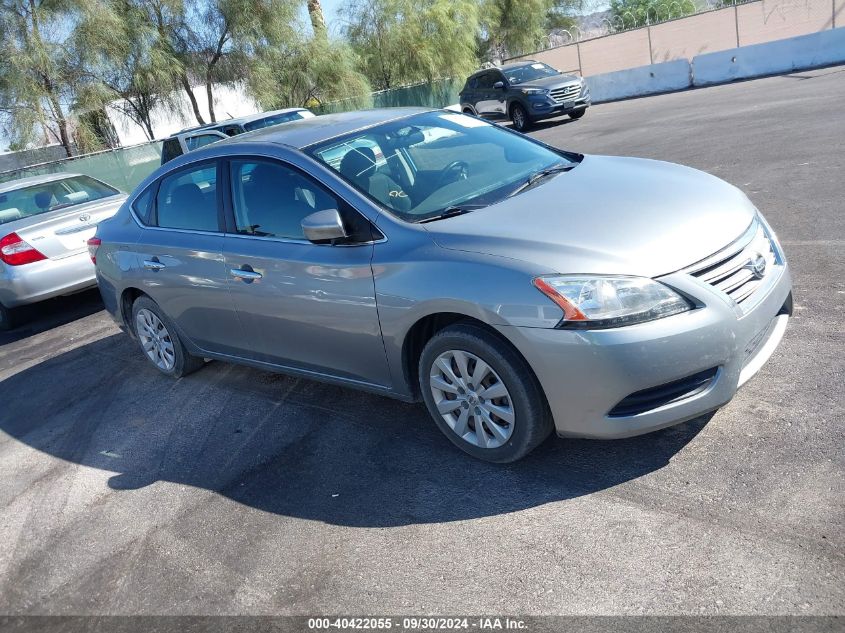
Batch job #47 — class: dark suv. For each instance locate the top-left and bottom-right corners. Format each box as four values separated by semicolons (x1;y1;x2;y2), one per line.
459;61;590;132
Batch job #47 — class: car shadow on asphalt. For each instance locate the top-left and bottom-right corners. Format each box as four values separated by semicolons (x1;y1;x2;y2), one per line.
1;332;713;527
0;289;104;346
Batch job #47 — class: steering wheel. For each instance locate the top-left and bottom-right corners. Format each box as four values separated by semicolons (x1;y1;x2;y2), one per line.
435;161;469;188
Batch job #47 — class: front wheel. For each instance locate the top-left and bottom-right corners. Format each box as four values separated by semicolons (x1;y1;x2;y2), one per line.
132;296;204;378
569;108;586;120
419;323;553;463
510;103;531;132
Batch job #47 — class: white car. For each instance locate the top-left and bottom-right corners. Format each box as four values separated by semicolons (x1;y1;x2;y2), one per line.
0;173;127;329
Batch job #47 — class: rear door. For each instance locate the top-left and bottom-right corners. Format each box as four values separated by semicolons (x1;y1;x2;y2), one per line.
133;160;246;356
6;176;126;261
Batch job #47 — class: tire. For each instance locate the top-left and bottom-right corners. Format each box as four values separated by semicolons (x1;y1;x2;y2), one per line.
131;296;204;378
0;302;18;331
569;108;586;120
418;323;553;463
510;103;531;132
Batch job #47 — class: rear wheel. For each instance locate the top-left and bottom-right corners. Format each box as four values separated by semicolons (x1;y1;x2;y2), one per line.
510;103;531;132
131;296;204;378
419;323;553;463
0;302;18;331
569;108;586;120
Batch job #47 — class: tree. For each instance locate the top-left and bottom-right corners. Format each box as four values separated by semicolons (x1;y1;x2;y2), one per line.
342;0;481;91
482;0;553;59
0;0;84;156
249;33;371;110
306;0;327;40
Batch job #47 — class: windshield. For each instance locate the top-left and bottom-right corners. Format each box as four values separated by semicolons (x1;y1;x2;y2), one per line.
308;111;578;222
504;62;561;85
243;110;312;132
0;175;119;225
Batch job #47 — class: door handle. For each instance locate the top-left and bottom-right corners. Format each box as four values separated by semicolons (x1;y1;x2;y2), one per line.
230;268;262;281
143;259;166;271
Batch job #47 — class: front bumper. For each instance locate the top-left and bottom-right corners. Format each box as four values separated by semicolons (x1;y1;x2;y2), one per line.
498;261;793;438
0;251;96;308
527;90;591;121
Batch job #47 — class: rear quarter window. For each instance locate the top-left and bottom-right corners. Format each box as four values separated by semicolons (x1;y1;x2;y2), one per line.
132;185;156;225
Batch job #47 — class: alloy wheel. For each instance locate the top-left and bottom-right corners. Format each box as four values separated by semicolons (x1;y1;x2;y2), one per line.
429;350;515;449
135;308;176;371
512;107;526;130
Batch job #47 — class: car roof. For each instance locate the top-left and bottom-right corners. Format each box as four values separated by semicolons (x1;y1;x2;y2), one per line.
173;108;310;135
469;61;538;78
0;172;86;194
212;107;435;150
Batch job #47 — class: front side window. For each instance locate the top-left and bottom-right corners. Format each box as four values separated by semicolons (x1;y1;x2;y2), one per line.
0;175;120;225
309;111;578;222
503;62;561;85
155;163;219;232
229;159;338;240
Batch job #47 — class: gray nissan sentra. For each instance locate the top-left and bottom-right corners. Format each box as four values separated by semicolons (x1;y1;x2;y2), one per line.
91;108;792;462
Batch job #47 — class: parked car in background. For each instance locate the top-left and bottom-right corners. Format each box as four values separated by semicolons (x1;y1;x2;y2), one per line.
460;61;590;132
0;173;126;329
92;108;791;463
160;108;316;165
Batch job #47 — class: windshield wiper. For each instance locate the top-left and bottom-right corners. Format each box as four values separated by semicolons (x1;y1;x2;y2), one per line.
507;163;574;198
417;204;487;223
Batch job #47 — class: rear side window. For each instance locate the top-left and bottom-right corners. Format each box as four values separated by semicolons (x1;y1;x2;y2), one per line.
476;72;495;89
185;133;223;151
154;163;219;232
242;111;308;132
161;139;182;164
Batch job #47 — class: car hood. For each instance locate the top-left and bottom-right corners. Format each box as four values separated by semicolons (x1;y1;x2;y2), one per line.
424;155;756;278
517;73;581;90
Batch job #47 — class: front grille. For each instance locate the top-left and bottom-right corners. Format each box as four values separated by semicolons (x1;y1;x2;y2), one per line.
686;221;777;307
608;367;719;418
549;83;582;103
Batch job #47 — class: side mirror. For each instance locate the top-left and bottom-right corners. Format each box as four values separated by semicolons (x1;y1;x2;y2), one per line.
493;81;505;90
301;208;348;243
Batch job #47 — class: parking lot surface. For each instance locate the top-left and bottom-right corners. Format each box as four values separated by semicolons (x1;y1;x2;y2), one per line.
1;67;843;615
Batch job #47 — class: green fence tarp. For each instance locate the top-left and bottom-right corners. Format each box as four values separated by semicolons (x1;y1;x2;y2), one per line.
0;142;162;194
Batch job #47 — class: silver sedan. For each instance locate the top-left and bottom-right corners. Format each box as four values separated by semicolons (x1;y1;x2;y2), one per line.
0;173;127;329
92;108;792;462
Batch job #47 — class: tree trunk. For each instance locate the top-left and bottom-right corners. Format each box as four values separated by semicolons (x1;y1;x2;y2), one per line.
180;75;206;125
307;0;328;40
206;79;215;122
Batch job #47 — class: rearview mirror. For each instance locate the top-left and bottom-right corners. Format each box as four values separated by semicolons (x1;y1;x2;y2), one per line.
301;209;348;243
493;81;505;90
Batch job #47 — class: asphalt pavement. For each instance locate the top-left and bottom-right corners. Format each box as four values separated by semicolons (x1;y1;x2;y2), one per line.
0;66;842;616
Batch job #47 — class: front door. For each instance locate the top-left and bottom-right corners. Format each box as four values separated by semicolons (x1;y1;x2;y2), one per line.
221;157;391;388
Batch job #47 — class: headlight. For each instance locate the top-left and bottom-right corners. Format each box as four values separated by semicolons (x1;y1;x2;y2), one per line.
521;88;547;95
533;275;692;329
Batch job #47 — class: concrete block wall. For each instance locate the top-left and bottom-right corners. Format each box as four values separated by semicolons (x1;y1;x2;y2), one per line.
692;26;845;85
